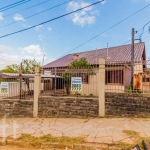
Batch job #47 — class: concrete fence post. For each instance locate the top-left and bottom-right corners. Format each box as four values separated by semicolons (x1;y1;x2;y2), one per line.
99;58;105;117
33;67;41;118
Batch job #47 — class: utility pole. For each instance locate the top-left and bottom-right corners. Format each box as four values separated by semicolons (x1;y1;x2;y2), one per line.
131;28;134;90
19;63;22;99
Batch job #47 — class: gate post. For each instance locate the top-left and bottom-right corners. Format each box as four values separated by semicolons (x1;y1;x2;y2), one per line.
33;67;41;118
99;58;105;117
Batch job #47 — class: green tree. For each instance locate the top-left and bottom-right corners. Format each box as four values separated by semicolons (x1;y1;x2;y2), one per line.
68;58;92;69
0;59;41;74
0;65;18;73
22;59;41;74
62;58;95;95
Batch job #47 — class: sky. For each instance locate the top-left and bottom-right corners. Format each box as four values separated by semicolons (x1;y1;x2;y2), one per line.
0;0;150;69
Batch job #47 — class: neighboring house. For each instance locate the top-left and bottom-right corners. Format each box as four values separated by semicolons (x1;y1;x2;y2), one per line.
44;42;147;95
0;73;61;98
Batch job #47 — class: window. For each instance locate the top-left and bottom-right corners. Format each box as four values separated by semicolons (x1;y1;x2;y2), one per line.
106;70;123;84
82;75;88;84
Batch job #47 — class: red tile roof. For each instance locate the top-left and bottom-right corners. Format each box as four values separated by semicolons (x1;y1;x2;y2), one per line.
44;42;145;68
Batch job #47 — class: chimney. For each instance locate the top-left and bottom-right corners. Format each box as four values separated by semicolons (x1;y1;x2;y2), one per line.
73;54;78;60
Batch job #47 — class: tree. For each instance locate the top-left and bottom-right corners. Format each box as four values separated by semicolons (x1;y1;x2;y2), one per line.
62;58;95;95
68;58;93;69
0;59;41;74
0;65;18;73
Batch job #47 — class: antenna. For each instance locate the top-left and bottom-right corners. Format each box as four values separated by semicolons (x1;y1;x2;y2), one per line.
96;48;98;65
107;43;108;59
42;54;45;67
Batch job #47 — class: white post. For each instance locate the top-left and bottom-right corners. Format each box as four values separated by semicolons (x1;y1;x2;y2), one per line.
99;58;105;117
33;67;41;118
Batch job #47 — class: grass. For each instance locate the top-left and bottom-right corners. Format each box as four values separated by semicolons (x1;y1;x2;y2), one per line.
83;118;90;123
138;137;150;148
121;130;150;149
122;130;139;137
19;134;84;144
118;142;133;150
10;134;85;149
117;137;150;150
7;132;150;150
81;116;88;119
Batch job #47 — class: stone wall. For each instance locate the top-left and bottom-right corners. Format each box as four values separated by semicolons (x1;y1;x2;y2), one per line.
1;93;150;118
0;100;33;118
38;97;99;117
105;93;150;117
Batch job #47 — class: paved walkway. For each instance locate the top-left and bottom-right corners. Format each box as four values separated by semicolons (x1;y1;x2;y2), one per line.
0;118;150;144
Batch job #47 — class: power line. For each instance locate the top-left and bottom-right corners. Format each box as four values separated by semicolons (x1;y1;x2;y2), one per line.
139;20;150;39
123;30;148;45
0;0;31;12
123;22;150;45
57;3;150;58
0;0;105;39
0;0;28;10
3;0;52;18
143;34;150;41
0;0;72;29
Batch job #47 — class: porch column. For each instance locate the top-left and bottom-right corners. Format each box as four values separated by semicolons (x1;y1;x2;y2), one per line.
33;67;41;118
99;58;105;117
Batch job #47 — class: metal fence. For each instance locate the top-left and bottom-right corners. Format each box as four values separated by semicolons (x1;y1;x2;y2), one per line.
41;66;99;97
1;60;149;100
105;60;150;94
42;60;150;96
0;73;34;100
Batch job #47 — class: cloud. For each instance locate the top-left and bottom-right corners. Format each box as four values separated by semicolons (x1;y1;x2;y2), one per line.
22;45;43;56
0;44;56;69
0;45;12;51
0;13;4;20
21;23;31;28
66;1;98;26
21;44;47;65
0;53;21;68
101;0;106;5
48;27;52;31
38;35;45;41
13;14;25;21
0;45;19;68
35;25;43;31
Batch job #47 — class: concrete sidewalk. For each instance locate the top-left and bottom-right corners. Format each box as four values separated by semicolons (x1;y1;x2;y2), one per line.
0;118;150;144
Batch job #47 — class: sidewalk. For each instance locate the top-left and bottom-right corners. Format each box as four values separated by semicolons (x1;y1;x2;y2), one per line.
0;118;150;145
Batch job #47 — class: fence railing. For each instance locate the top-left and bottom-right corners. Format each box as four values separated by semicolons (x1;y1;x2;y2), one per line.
1;60;150;100
41;66;99;97
0;73;34;100
105;60;150;94
42;60;150;96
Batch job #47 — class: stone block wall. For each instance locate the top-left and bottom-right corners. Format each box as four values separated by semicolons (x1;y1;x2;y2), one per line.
0;100;33;118
38;97;99;117
105;93;150;116
1;93;150;118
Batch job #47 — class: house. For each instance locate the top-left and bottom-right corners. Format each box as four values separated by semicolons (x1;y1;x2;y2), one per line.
44;42;147;95
0;73;62;98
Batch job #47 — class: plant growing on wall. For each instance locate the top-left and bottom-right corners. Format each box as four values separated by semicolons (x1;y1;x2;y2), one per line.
126;85;132;93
